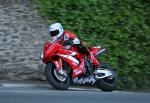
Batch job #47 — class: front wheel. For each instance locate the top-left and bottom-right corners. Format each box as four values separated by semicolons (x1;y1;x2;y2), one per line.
45;62;70;90
96;68;117;92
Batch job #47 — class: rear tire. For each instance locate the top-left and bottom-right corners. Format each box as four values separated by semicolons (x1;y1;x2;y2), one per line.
45;62;70;90
96;68;117;92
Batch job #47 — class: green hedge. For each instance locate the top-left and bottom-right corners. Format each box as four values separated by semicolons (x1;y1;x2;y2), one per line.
35;0;150;90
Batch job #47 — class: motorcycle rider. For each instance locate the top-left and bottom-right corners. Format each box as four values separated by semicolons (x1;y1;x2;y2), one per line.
49;22;100;70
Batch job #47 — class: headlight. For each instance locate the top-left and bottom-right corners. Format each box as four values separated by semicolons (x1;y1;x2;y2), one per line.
40;51;44;60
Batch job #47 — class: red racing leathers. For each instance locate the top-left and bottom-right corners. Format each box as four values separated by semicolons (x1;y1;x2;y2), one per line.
58;30;100;69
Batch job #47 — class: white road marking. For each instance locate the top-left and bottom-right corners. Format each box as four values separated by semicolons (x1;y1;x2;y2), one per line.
0;83;98;91
69;87;99;91
1;83;34;87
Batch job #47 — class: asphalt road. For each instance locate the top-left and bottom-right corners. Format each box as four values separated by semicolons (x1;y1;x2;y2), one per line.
0;81;149;103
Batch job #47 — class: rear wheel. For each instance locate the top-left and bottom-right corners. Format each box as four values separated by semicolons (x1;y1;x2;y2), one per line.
96;67;117;92
45;62;70;90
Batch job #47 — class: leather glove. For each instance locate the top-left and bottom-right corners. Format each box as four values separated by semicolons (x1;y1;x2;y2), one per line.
64;39;73;46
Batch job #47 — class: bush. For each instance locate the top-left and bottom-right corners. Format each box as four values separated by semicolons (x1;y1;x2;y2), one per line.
35;0;150;90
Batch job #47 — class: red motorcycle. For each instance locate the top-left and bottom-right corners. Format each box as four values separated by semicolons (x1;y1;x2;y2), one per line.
41;40;116;91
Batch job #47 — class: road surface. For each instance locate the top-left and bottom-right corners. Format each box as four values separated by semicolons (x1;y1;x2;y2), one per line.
0;81;149;103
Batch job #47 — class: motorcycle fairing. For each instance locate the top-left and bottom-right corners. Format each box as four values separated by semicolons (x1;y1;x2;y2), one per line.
56;52;85;78
43;41;86;78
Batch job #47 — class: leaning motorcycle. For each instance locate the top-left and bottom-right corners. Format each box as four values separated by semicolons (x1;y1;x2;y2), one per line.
40;40;117;91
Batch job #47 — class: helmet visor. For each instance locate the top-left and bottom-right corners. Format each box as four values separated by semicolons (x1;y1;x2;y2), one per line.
50;30;59;37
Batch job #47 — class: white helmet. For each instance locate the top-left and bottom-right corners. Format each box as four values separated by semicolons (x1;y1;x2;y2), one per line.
49;23;64;41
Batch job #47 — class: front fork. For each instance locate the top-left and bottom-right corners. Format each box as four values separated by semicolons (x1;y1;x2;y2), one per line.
52;58;67;77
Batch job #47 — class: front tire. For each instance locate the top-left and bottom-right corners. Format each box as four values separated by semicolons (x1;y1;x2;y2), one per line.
45;62;70;90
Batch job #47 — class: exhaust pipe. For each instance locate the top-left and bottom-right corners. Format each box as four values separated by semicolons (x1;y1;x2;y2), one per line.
95;48;106;56
94;69;113;79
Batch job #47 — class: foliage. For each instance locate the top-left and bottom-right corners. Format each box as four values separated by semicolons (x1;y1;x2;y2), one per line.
35;0;150;90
